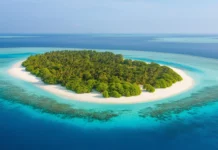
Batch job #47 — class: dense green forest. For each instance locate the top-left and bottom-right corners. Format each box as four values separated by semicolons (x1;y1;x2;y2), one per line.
22;50;182;98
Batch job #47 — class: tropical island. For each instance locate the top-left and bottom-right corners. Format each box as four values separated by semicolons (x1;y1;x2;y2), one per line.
21;50;183;98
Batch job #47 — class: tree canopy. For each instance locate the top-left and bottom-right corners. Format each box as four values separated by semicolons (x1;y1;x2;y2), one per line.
22;50;183;98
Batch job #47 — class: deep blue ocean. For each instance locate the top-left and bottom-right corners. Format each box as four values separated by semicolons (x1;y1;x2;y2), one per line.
1;34;218;150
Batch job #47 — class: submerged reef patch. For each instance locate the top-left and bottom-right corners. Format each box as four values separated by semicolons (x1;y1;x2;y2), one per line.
139;86;218;120
0;81;119;122
2;83;218;122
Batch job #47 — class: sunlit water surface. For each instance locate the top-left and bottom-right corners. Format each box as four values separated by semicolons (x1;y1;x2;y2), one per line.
1;39;218;149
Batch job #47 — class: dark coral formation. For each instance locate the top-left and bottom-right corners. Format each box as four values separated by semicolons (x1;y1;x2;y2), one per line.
0;81;119;122
139;86;218;120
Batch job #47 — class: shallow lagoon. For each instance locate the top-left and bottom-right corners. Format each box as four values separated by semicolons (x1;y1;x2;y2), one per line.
1;47;218;127
1;46;218;149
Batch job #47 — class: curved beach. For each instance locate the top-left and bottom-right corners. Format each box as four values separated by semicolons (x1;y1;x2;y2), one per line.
8;61;194;104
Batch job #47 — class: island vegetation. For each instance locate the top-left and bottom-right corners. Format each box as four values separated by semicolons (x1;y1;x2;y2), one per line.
22;50;182;98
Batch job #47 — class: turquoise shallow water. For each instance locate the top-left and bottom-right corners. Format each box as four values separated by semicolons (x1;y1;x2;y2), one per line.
152;37;218;43
1;45;218;150
1;47;218;129
1;34;218;150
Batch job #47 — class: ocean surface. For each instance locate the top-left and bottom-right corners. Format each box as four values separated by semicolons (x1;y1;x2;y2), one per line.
0;34;218;150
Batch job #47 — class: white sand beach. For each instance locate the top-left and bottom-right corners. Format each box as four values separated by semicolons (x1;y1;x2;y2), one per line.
8;61;194;104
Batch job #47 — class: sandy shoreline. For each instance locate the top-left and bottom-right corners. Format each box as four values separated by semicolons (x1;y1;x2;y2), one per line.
8;61;194;104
